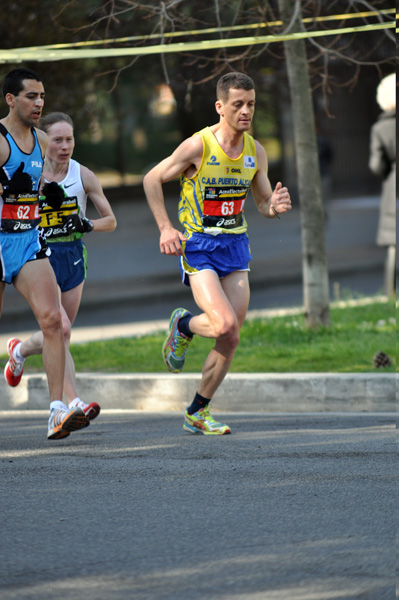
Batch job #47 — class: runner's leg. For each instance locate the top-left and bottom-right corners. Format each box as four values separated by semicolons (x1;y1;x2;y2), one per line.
14;259;65;402
189;270;250;399
60;282;84;404
0;281;5;318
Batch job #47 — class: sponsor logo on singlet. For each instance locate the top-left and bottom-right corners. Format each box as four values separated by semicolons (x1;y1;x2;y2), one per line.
206;155;220;166
225;166;242;175
244;155;255;168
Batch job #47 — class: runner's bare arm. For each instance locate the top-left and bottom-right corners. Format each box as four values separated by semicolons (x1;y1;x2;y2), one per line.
251;141;291;218
35;128;48;158
143;135;203;256
81;166;117;232
0;132;10;195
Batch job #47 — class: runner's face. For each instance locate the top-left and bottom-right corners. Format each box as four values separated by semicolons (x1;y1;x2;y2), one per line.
11;79;45;128
216;87;255;132
46;122;75;164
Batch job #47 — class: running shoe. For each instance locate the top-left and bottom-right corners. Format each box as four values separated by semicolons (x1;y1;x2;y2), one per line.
183;405;231;435
47;406;89;440
4;338;24;387
69;399;101;422
162;308;192;373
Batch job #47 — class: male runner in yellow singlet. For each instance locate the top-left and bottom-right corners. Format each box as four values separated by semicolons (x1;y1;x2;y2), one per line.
144;72;292;435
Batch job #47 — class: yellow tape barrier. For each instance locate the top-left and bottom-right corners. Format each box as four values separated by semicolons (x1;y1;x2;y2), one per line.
9;8;395;51
0;21;394;64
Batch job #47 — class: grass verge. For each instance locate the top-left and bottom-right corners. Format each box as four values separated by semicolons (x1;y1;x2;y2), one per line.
0;298;395;374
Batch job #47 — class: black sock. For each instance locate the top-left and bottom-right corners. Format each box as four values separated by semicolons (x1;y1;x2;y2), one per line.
187;392;210;415
179;314;193;338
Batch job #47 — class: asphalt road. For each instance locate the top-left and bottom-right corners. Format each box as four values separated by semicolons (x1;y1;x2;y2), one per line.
0;411;396;600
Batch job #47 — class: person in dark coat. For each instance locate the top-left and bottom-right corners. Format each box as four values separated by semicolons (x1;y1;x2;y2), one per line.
369;72;396;296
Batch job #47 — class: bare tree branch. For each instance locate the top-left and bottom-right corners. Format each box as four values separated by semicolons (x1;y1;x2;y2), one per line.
52;0;395;94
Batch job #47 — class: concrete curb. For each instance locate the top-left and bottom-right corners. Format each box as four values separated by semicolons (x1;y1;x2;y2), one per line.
1;373;396;413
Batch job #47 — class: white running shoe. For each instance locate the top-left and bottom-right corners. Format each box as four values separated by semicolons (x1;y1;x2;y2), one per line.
47;406;89;440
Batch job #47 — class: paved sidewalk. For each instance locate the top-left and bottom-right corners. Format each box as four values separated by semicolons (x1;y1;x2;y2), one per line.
0;296;387;348
0;305;308;350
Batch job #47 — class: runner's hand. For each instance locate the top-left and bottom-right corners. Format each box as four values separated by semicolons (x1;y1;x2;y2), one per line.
64;213;94;234
270;181;291;216
0;162;32;195
42;181;65;210
160;226;186;256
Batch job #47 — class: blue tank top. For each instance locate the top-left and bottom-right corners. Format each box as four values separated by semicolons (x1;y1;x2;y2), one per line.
0;124;44;233
0;124;43;191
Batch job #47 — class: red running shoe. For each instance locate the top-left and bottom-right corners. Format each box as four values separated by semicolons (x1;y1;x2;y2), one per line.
4;338;24;387
69;400;101;422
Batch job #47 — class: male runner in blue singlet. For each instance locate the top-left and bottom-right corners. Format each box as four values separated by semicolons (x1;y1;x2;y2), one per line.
0;69;87;439
5;112;117;422
144;72;292;435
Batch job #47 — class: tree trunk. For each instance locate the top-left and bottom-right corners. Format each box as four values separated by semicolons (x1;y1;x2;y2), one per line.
278;0;330;327
111;86;127;180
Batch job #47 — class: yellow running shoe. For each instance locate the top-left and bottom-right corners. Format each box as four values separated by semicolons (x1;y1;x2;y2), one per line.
183;405;231;435
162;308;192;373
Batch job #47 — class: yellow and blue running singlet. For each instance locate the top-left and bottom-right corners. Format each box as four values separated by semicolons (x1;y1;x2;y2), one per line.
178;126;257;238
178;127;257;285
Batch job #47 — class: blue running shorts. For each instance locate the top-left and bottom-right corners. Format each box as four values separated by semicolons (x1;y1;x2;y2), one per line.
179;231;252;286
0;229;50;283
48;239;87;292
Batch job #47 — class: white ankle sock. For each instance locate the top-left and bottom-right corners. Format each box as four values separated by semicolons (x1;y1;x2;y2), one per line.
68;397;82;409
50;400;67;411
14;343;25;363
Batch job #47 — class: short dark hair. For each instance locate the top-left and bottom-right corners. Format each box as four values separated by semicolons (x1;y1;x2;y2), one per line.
216;72;255;102
40;112;74;134
2;68;42;98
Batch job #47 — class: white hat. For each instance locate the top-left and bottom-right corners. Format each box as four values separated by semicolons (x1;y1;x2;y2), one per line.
376;73;396;111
